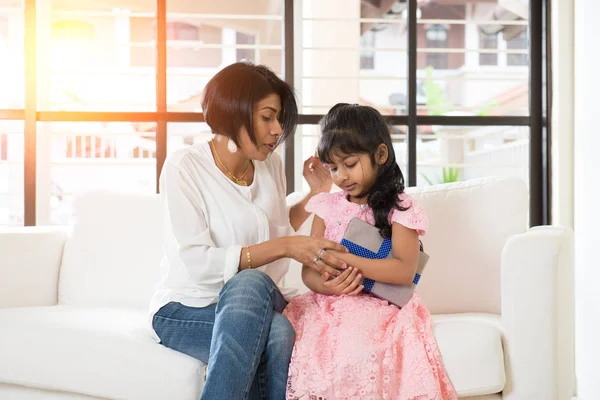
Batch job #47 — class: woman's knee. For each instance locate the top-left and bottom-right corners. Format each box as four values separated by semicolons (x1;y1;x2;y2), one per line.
222;269;276;297
267;313;296;353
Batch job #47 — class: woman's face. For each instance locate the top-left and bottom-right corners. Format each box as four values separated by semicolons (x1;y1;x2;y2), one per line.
238;93;283;161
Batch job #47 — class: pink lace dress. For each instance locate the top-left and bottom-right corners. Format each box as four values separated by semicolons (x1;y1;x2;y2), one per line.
283;192;458;400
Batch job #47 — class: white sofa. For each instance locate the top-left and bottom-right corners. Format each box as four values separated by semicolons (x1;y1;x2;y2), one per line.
0;177;574;400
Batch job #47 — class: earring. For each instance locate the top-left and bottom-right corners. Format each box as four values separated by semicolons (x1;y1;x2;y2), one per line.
227;137;238;153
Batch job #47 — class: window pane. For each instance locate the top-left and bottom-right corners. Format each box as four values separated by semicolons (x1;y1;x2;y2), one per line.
40;122;156;225
167;122;212;156
166;1;283;112
39;1;157;111
417;0;529;116
479;32;498;66
0;0;24;109
0;120;23;226
300;2;407;115
416;125;529;189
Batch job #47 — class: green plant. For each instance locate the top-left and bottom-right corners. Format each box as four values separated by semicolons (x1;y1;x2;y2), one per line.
420;172;434;186
442;167;460;183
474;100;499;116
423;66;452;117
420;167;461;186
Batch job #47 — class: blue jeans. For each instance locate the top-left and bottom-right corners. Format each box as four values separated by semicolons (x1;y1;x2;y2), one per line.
153;269;295;400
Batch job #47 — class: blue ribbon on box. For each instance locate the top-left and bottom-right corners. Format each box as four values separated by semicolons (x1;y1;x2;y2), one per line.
340;237;421;293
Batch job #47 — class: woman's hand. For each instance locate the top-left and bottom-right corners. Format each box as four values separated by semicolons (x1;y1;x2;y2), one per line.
322;267;364;296
282;235;348;277
303;156;332;195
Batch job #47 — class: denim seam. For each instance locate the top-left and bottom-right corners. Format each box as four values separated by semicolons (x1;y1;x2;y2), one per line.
153;314;215;325
257;353;268;400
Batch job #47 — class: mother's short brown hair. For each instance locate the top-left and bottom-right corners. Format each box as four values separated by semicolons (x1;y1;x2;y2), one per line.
201;62;298;148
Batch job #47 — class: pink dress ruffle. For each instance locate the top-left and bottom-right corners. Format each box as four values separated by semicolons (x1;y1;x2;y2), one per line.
283;192;458;400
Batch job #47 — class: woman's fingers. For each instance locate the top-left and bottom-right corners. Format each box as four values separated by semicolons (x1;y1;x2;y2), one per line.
319;238;349;253
323;264;342;277
319;252;346;270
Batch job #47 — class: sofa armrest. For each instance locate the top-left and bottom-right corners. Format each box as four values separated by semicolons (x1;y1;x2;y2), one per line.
501;226;575;400
0;227;68;308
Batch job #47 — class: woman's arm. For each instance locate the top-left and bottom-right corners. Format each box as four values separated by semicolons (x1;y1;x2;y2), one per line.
328;223;420;285
289;191;319;231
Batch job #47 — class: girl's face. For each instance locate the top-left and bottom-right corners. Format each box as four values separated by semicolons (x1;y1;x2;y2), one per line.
237;93;283;161
326;151;379;199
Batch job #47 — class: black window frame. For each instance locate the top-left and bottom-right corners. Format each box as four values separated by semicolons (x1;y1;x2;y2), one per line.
0;0;551;227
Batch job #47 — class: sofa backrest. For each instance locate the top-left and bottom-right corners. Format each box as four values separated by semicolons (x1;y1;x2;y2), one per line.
58;192;164;308
286;176;528;315
58;176;528;314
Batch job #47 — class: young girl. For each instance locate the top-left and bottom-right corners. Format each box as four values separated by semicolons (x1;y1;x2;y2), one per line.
283;104;458;400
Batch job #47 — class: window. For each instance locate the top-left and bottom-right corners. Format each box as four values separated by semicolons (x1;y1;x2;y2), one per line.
65;136;112;159
507;31;528;66
479;32;498;66
0;15;8;39
425;24;448;69
130;20;222;68
167;21;198;40
1;0;549;228
0;134;6;161
51;20;95;39
360;30;375;70
236;32;256;63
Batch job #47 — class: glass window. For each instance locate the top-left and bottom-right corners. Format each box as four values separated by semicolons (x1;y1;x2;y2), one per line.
360;30;375;70
479;32;498;66
507;31;528;66
41;1;157;112
43;121;156;225
416;1;529;116
417;125;529;189
0;2;24;109
166;0;283;111
236;31;256;62
425;24;449;69
0;120;23;226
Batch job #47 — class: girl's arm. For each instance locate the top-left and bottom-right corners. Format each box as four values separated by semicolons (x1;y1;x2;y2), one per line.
328;223;420;285
289;156;332;231
301;215;363;295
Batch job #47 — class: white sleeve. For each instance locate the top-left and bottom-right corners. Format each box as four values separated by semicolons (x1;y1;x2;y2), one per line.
161;161;242;286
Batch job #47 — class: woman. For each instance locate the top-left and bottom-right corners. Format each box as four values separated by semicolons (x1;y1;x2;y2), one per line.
149;62;348;400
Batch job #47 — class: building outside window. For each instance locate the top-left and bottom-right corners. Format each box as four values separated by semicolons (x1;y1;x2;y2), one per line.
425;24;449;69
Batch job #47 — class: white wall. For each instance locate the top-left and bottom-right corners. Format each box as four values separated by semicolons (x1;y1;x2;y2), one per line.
574;0;600;398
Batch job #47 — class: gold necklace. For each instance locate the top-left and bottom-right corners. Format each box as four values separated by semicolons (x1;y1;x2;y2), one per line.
209;140;250;186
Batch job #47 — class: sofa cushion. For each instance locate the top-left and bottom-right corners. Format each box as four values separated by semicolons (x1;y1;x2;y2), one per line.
0;307;503;399
432;314;505;397
58;192;164;308
0;306;204;400
408;177;527;315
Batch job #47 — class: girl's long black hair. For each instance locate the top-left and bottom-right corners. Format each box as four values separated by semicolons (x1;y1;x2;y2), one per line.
317;103;408;239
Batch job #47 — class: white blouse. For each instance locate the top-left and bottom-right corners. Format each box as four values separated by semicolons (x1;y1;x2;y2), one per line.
148;141;297;338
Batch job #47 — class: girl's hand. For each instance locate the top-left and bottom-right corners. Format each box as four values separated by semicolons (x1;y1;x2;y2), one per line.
322;267;364;296
303;156;332;194
283;235;348;277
